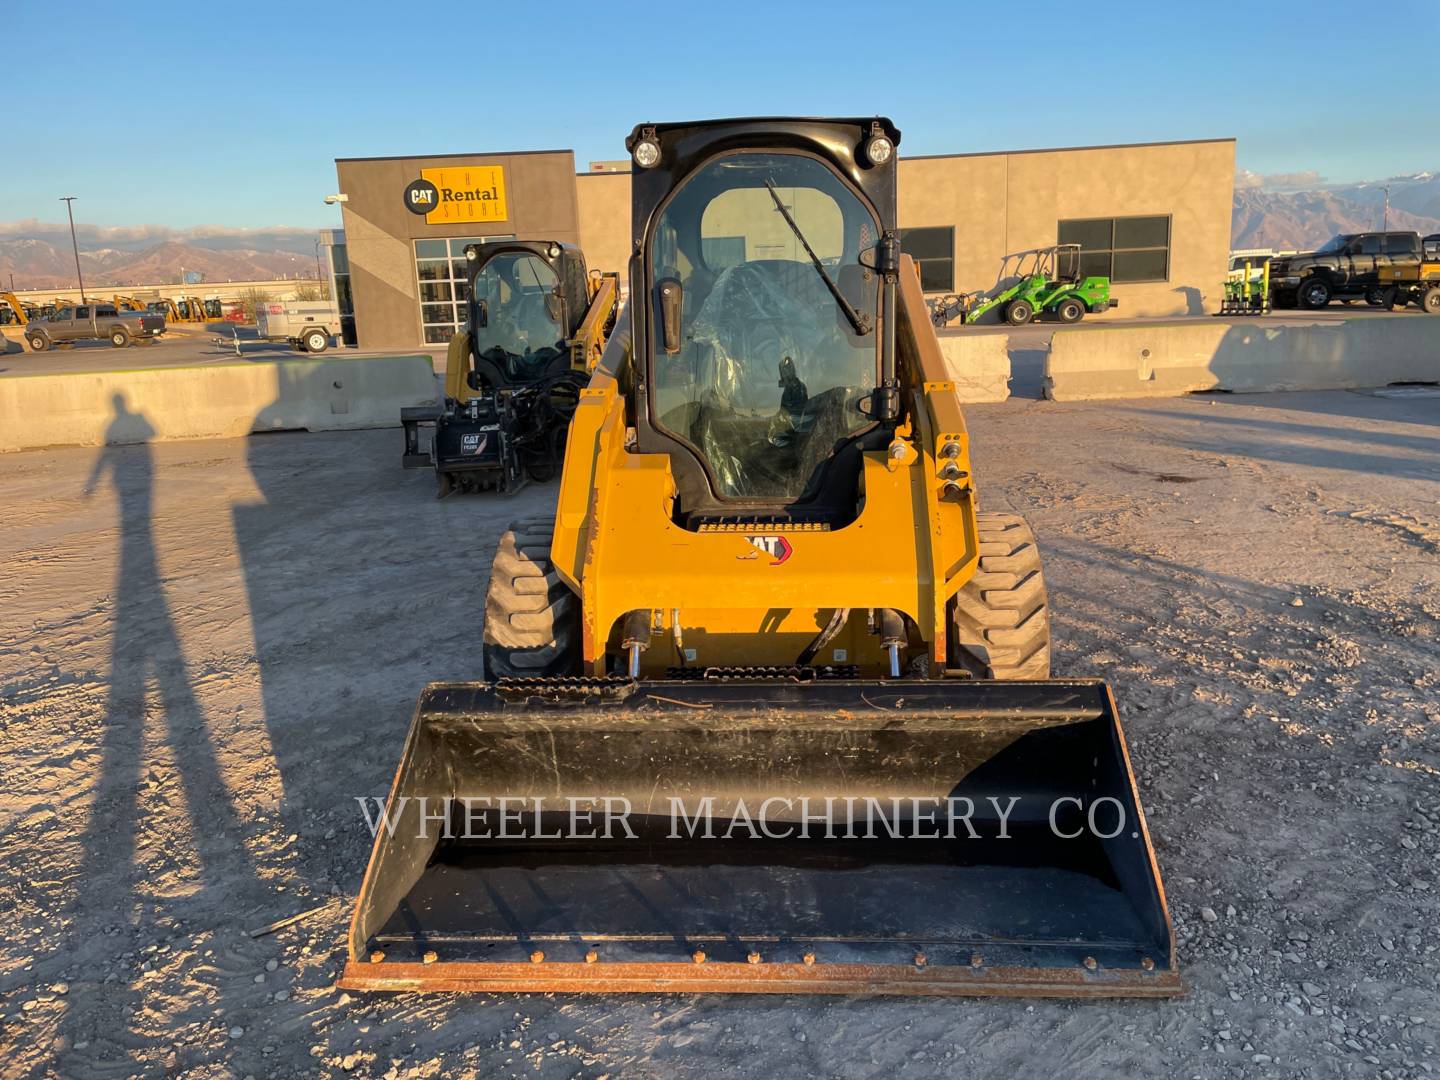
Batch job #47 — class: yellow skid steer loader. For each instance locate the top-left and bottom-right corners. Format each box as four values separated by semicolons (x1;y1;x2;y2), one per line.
343;117;1179;998
402;241;620;496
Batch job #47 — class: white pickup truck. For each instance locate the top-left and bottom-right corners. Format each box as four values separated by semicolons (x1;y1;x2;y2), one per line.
256;301;341;353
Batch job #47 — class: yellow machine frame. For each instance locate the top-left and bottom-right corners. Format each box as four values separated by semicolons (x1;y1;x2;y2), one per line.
551;258;978;675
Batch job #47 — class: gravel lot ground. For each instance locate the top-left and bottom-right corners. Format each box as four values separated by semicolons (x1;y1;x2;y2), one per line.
2;385;1438;1078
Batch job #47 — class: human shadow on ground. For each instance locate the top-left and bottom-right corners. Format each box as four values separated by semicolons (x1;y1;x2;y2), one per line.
52;394;262;1072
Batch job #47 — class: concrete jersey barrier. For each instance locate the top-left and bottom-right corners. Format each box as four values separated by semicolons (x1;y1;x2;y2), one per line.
935;330;1011;402
1045;317;1440;401
0;354;440;453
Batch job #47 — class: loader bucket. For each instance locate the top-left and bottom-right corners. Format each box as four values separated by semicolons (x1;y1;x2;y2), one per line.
341;678;1179;997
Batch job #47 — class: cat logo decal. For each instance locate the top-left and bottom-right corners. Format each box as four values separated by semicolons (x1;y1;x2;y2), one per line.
745;535;793;565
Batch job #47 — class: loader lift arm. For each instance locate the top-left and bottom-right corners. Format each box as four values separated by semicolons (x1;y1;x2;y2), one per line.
1;292;32;326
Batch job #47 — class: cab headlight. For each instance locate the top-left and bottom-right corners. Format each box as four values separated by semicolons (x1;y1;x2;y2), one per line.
864;134;894;166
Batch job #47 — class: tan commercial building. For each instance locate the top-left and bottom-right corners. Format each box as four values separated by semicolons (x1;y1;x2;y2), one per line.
331;137;1235;350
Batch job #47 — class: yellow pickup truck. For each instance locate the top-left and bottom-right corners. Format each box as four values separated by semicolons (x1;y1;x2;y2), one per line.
1379;234;1440;314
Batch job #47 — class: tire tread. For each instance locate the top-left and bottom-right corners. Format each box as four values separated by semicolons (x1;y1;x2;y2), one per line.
482;519;580;677
951;512;1052;679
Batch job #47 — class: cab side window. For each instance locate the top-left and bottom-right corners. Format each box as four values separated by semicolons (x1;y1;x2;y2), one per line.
96;305;118;316
75;306;90;319
1383;234;1418;255
1356;236;1383;256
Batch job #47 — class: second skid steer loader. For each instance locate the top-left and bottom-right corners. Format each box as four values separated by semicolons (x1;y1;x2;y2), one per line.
401;240;620;496
344;117;1179;998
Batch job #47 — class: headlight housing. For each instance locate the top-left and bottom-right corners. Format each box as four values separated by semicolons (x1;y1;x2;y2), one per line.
864;134;894;166
632;136;661;169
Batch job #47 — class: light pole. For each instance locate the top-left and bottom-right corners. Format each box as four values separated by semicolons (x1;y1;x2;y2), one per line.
314;237;323;281
1382;186;1390;231
59;196;86;303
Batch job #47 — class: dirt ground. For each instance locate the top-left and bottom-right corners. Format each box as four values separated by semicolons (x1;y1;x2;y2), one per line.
2;386;1438;1079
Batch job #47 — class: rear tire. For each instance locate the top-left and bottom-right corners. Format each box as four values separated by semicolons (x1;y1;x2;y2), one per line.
1421;286;1440;315
482;519;581;678
950;512;1051;679
303;328;329;353
1005;299;1035;326
110;328;130;348
1055;297;1085;323
1365;286;1387;307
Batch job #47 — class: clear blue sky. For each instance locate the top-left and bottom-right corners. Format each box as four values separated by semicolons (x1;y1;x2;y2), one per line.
7;0;1432;231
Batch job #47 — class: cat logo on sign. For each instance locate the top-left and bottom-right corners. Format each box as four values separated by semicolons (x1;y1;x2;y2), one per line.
746;535;793;565
402;166;509;224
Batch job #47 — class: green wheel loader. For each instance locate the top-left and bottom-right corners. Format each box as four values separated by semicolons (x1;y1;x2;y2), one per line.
933;244;1116;327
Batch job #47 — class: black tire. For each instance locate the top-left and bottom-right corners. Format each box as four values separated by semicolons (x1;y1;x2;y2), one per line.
950;512;1051;679
27;333;47;352
302;328;329;353
1365;286;1387;307
1055;297;1085;324
482;519;580;678
110;328;130;348
436;470;454;498
1380;286;1399;311
1298;277;1332;309
1005;298;1035;326
1421;286;1440;315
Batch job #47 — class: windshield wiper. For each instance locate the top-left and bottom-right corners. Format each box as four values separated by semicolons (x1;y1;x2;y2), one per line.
764;179;870;336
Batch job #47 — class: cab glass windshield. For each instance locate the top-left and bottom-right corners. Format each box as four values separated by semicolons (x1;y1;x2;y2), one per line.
649;152;880;500
471;252;565;381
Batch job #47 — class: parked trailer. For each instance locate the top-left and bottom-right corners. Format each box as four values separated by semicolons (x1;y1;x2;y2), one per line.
256;301;342;353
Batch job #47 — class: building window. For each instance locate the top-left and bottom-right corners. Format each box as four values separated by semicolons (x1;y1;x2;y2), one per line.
328;242;356;347
413;235;514;343
1057;216;1170;283
898;227;955;292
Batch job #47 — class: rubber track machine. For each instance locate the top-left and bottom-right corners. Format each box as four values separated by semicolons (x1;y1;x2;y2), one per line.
402;240;619;495
347;117;1178;998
